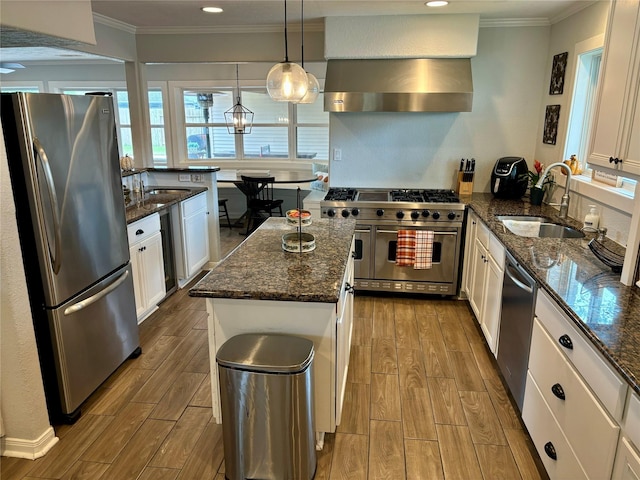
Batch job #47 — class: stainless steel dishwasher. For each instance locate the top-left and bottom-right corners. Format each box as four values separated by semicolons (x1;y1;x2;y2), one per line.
496;250;537;412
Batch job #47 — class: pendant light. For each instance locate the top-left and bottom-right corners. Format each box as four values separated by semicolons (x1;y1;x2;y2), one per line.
225;64;254;134
298;0;319;104
266;0;308;102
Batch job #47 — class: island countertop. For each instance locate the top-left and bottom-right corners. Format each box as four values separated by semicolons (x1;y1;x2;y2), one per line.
468;193;640;395
189;217;356;303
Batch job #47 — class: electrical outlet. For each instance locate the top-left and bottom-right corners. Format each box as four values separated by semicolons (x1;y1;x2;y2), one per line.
179;174;190;182
191;174;203;182
333;148;342;162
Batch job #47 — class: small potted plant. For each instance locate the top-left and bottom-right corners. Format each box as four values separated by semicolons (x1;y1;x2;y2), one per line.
525;160;553;205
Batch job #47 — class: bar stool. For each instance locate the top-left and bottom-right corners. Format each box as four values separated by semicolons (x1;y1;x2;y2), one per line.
218;198;232;229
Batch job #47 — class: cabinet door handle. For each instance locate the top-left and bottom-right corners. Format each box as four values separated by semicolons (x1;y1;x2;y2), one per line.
551;383;565;400
544;442;557;461
136;229;144;235
609;156;615;163
345;282;355;294
558;334;573;350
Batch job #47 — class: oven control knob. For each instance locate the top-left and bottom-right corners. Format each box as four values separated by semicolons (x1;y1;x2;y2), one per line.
376;209;385;217
447;211;457;220
411;211;420;220
327;209;336;217
432;211;441;220
422;210;431;218
351;208;360;216
341;209;350;218
396;211;405;219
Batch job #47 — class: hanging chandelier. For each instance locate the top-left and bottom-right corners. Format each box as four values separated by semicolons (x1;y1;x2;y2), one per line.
225;65;254;134
266;0;308;103
298;0;319;104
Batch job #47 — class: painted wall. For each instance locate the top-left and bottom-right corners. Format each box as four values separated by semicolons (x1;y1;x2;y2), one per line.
328;25;550;190
0;124;58;458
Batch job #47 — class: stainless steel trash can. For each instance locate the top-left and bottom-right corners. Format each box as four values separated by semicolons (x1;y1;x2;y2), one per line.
216;333;316;480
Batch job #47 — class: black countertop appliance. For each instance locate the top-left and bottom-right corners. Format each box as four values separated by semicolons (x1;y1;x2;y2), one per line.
491;157;529;199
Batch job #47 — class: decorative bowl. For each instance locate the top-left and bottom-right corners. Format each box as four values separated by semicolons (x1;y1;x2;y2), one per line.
286;209;312;227
282;232;316;253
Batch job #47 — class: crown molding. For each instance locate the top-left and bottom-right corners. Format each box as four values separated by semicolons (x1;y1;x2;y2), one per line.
550;1;597;24
480;17;550;28
135;21;324;36
93;13;137;34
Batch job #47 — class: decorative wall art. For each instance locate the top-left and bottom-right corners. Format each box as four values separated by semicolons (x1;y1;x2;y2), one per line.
549;51;568;95
543;105;561;145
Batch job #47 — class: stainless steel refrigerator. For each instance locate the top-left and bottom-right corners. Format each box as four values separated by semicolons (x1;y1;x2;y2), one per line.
1;92;139;423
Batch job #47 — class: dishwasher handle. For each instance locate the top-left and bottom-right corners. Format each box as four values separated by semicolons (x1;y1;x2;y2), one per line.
504;262;534;294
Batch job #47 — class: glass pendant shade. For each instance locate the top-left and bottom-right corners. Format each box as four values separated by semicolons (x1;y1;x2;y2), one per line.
266;61;308;103
298;72;319;104
225;101;254;134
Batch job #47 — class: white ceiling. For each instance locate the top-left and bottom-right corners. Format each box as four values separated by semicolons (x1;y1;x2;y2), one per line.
0;0;599;63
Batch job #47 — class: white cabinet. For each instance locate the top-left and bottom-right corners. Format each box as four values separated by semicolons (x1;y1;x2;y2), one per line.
336;238;355;426
128;214;166;323
587;0;640;177
523;289;629;480
465;212;505;354
174;192;210;283
613;391;640;480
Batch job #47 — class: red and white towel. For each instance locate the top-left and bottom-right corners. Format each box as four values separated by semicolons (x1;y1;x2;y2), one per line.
396;230;416;266
414;231;435;269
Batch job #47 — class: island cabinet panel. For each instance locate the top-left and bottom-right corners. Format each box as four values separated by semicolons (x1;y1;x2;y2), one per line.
207;299;339;435
335;238;355;426
613;391;640;480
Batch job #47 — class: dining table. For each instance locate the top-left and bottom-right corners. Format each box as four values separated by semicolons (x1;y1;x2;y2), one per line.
216;170;321;231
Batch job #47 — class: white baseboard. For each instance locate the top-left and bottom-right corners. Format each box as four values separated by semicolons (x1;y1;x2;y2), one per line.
1;426;59;459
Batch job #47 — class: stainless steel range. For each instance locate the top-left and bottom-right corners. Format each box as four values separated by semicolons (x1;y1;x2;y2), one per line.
321;188;465;295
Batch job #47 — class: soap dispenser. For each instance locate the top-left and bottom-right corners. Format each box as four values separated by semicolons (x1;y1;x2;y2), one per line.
583;205;600;232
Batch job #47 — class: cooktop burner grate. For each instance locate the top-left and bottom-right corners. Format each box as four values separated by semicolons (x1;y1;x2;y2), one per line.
422;189;460;203
390;190;425;202
324;188;358;201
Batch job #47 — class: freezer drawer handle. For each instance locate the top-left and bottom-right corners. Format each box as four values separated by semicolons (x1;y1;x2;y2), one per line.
558;334;573;350
64;269;130;316
544;442;557;461
33;137;62;274
551;383;566;400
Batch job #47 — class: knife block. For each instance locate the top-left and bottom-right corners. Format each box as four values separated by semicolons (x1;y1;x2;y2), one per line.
457;171;474;196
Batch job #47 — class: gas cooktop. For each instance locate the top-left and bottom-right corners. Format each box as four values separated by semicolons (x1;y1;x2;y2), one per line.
324;188;461;204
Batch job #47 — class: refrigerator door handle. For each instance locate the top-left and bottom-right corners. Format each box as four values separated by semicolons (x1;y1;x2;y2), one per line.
64;269;130;315
33;137;62;274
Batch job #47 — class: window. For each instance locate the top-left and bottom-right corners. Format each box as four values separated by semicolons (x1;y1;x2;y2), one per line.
0;84;41;93
172;82;329;165
183;89;235;159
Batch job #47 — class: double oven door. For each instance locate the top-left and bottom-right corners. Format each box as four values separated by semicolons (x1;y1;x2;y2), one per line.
373;224;460;285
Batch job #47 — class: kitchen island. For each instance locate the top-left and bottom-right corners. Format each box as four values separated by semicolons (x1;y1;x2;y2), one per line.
189;217;357;445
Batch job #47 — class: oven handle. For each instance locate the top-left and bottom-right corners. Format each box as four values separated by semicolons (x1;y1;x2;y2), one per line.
355;228;371;233
376;230;456;236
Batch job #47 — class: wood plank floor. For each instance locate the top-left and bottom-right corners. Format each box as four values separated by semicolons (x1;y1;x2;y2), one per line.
1;228;548;480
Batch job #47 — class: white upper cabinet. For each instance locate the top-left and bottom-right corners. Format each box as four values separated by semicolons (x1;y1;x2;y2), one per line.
588;0;640;177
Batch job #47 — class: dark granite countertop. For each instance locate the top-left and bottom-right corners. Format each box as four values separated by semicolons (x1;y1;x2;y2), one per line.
189;217;356;303
468;193;640;395
125;186;208;224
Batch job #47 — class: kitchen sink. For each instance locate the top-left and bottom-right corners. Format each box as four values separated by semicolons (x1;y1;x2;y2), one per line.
496;215;584;238
146;188;191;195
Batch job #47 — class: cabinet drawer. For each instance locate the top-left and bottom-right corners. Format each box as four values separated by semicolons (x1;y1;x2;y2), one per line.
477;220;489;248
523;372;588;480
625;391;640;450
529;318;619;480
128;213;160;246
181;192;207;217
536;289;627;419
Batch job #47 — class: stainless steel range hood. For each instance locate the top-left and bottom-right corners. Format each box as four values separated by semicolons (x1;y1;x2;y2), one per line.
323;58;473;113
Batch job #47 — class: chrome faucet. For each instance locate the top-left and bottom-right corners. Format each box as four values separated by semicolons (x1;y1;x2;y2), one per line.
534;161;571;218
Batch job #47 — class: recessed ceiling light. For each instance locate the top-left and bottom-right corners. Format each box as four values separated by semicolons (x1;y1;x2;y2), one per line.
425;1;449;7
201;6;223;13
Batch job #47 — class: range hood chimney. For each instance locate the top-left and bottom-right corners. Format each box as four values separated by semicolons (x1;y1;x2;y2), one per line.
324;58;473;113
